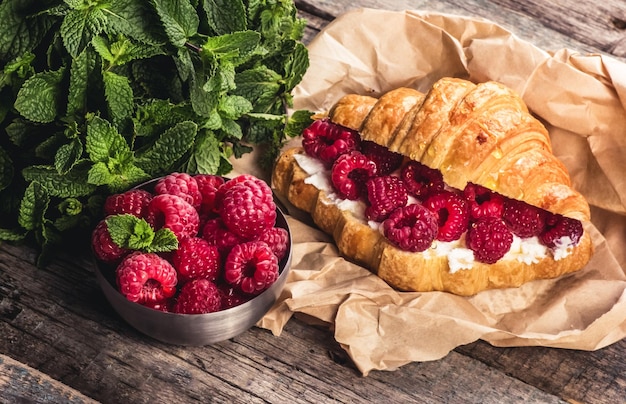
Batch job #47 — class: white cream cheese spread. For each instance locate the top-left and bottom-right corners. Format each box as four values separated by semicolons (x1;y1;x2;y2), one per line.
293;152;572;272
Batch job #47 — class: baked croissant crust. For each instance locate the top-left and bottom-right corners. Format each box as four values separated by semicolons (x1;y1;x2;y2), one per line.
272;77;593;296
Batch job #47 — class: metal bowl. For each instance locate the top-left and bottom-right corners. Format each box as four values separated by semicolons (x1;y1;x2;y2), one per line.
93;177;292;346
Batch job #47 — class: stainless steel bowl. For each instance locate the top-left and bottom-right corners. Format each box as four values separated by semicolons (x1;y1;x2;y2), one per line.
94;177;292;346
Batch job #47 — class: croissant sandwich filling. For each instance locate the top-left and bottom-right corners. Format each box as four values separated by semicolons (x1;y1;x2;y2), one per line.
272;78;593;295
295;119;583;271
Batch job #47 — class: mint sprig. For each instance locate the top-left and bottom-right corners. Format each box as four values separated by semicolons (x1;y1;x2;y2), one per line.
106;214;178;253
0;0;311;265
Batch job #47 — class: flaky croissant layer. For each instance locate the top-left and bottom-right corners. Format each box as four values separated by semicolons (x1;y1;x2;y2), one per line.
272;78;593;295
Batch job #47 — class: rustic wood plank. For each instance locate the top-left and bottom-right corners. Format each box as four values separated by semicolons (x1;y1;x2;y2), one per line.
295;0;626;59
1;242;570;403
0;353;97;404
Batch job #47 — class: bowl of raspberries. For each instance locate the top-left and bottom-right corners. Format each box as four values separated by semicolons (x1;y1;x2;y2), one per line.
91;172;292;345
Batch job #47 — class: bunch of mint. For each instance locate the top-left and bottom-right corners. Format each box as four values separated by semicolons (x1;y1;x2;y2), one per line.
0;0;312;265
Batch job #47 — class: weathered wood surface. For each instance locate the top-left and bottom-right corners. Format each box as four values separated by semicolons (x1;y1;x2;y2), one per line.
2;1;626;403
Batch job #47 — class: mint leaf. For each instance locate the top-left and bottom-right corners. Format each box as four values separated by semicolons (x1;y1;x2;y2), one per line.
0;0;56;60
103;70;134;126
85;115;131;163
284;42;309;91
186;131;221;174
149;229;179;253
219;95;252;120
67;48;96;118
14;69;64;123
55;138;83;175
60;7;106;57
22;164;96;198
0;227;26;242
135;120;197;175
203;0;247;35
201;30;261;66
106;214;154;250
285;109;314;138
151;0;199;47
106;214;178;252
234;66;282;113
18;181;50;231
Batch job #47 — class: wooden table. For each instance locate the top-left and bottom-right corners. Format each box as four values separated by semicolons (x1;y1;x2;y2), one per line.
2;1;625;403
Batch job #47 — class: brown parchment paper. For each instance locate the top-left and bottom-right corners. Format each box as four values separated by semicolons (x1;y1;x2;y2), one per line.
248;9;626;376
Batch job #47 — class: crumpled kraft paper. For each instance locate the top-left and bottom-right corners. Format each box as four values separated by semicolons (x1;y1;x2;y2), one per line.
249;8;626;376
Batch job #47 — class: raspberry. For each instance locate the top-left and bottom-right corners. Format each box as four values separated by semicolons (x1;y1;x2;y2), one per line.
331;151;377;200
154;172;202;210
146;194;200;241
540;214;583;249
423;190;470;242
201;217;245;255
219;180;277;240
173;279;222;314
364;175;408;222
463;183;505;221
382;204;438;252
361;140;403;175
502;198;546;238
224;241;279;295
104;189;152;218
400;161;444;200
143;300;173;312
218;284;251;309
91;219;129;263
194;174;225;216
302;119;361;165
172;237;221;283
466;217;513;264
213;174;269;212
116;252;178;305
258;226;290;260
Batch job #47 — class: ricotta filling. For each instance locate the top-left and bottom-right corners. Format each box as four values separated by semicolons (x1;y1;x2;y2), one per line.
293;153;573;273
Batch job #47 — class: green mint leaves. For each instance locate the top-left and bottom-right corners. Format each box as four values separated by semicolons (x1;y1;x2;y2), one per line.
0;0;310;265
106;214;178;253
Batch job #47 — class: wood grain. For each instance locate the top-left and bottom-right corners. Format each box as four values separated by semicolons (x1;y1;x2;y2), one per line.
2;1;626;403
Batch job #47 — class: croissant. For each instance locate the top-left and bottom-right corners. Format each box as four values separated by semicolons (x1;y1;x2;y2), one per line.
272;77;593;296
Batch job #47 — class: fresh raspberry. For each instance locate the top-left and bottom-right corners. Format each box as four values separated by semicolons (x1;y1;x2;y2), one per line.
502;198;546;238
331;151;377;200
143;300;174;312
400;161;444;200
219;180;277;240
382;204;438;252
194;174;225;216
201;217;245;255
258;227;290;260
104;189;152;218
463;183;505;221
154;172;202;210
173;279;222;314
466;217;513;264
540;214;583;249
91;219;129;263
146;194;200;241
172;237;221;283
218;284;251;309
224;241;279;295
364;175;408;222
116;252;178;305
302;119;361;165
361;140;403;175
423;190;470;242
213;174;269;212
